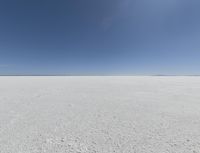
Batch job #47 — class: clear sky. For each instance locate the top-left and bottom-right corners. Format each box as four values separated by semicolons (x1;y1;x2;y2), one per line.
0;0;200;75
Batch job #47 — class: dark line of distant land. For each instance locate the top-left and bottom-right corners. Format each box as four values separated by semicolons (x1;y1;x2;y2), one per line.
0;74;200;76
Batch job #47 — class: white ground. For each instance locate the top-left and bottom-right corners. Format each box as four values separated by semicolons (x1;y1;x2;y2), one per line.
0;76;200;153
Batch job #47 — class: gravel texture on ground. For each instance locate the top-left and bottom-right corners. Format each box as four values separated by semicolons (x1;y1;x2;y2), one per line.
0;76;200;153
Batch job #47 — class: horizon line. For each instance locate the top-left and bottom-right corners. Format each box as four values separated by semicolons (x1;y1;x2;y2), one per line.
0;74;200;76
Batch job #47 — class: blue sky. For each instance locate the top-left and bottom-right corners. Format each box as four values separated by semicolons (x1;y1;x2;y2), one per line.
0;0;200;75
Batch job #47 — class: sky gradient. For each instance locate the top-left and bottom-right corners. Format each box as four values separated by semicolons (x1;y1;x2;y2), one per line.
1;0;200;75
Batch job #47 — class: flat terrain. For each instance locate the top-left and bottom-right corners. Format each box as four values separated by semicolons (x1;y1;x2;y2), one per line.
1;76;200;153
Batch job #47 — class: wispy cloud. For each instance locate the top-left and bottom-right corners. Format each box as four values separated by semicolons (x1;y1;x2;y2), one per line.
100;0;133;31
0;64;9;68
101;16;114;31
